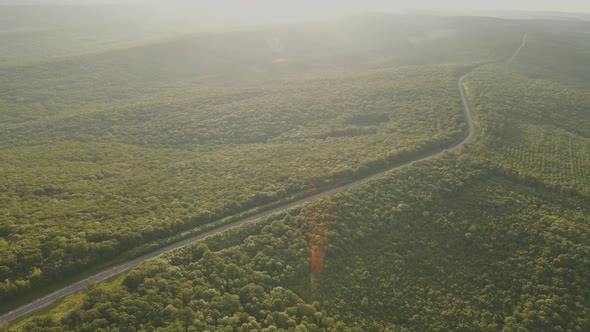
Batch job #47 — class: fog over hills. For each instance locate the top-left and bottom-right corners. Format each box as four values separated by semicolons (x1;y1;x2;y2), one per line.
1;1;590;330
1;0;589;15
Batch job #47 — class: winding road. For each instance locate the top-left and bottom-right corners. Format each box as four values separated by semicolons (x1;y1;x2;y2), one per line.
1;33;528;324
508;32;528;64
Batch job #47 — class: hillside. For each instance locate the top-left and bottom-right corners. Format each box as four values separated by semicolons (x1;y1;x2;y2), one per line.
0;5;221;67
2;11;590;331
0;14;524;308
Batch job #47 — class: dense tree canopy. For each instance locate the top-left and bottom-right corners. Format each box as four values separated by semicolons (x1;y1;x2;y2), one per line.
3;11;590;332
0;64;470;303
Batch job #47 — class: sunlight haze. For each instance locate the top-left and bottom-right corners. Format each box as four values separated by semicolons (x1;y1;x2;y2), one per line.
2;0;590;14
2;0;590;329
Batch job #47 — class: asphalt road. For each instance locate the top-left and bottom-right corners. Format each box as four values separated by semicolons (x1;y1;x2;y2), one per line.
1;33;528;323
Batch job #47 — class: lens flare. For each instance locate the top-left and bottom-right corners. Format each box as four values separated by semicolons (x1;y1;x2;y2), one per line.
308;199;334;278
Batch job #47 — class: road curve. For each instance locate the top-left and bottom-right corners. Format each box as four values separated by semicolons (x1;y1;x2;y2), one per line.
508;32;528;64
1;34;527;323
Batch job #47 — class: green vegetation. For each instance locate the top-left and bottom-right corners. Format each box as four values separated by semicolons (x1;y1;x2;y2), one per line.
466;64;590;196
3;9;590;332
0;64;471;303
510;22;590;87
13;158;590;331
1;13;526;306
318;168;590;331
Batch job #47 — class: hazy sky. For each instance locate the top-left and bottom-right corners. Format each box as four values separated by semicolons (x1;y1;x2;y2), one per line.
2;0;590;14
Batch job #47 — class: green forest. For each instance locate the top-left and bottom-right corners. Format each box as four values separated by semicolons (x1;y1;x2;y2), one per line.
12;160;590;331
1;8;590;332
0;14;522;305
0;65;472;303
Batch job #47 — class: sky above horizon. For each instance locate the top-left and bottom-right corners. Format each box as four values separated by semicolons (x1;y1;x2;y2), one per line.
2;0;590;14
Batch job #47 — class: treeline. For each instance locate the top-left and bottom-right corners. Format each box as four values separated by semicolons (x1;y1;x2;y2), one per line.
0;65;467;304
16;206;342;331
15;156;590;331
0;66;466;147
